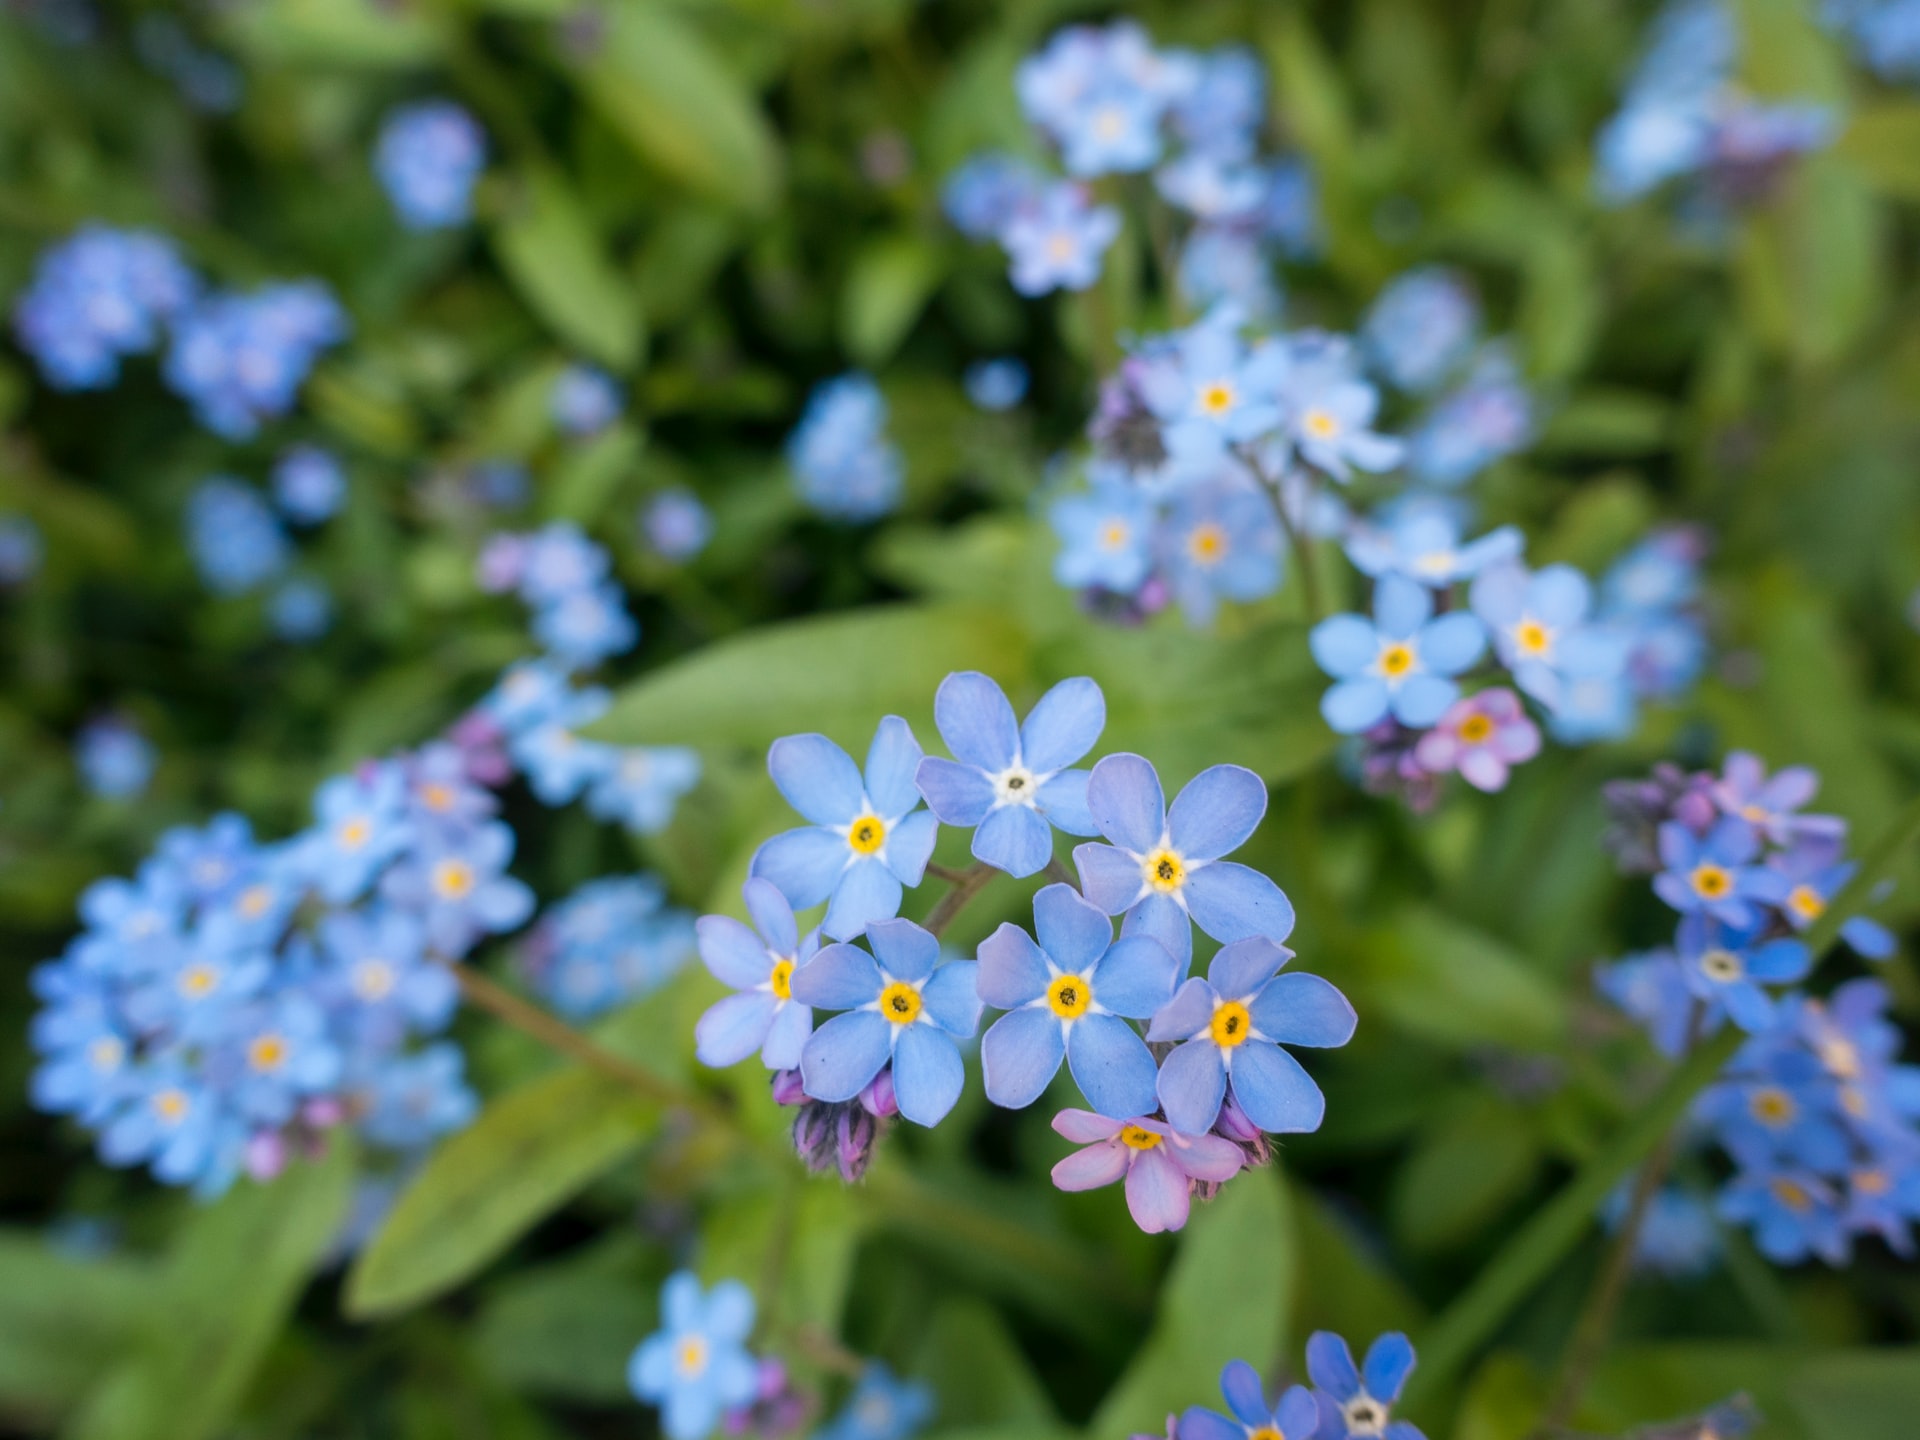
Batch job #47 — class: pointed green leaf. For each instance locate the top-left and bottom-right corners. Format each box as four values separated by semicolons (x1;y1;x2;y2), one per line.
489;167;645;370
841;234;945;366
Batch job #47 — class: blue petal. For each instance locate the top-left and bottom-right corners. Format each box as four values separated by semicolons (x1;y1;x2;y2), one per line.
704;1279;756;1342
1275;1386;1320;1440
1180;1409;1243;1440
1124;891;1193;969
864;716;925;818
1187;862;1296;947
1374;575;1432;638
1219;1360;1270;1429
629;1334;674;1399
763;1000;812;1070
1747;938;1811;984
1309;615;1378;679
823;858;904;942
1157;1037;1228;1135
663;1384;721;1440
1419;613;1486;674
1385;1421;1428;1440
974;804;1053;877
750;827;848;909
885;810;938;886
892;1024;965;1126
934;671;1020;771
1250;972;1356;1048
977;922;1052;1009
743;877;796;954
1034;882;1113;973
1208;936;1288;1000
1088;753;1167;851
799;1010;893;1102
981;1006;1066;1108
866;917;940;981
1147;975;1216;1042
915;757;994;827
712;1347;760;1407
1389;674;1456;728
1363;1332;1417;1403
1021;676;1106;773
1075;842;1144;915
661;1270;704;1331
768;734;864;825
1167;764;1268;862
1034;769;1098;835
1843;916;1896;959
694;990;779;1067
1229;1041;1325;1133
1323;677;1389;734
697;915;771;989
1067;1013;1160;1119
1469;563;1526;627
1530;565;1590;626
1306;1330;1361;1401
1091;935;1180;1018
789;942;882;1010
921;961;982;1036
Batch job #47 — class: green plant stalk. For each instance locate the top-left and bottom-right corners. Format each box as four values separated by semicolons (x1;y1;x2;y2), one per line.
923;860;1000;937
1402;785;1920;1417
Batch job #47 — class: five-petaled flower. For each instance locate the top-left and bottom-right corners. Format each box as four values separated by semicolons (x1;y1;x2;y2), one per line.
752;719;938;942
1674;913;1810;1034
627;1271;759;1440
1049;1109;1243;1233
978;882;1178;1117
1469;560;1627;713
1147;936;1355;1137
1310;575;1487;735
1411;687;1540;793
791;918;981;1126
1305;1330;1425;1440
1181;1361;1322;1440
1652;816;1769;927
693;878;821;1071
914;672;1104;878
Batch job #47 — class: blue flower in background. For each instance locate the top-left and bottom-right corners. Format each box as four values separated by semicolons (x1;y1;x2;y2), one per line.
914;672;1104;878
98;1065;237;1192
964;357;1029;411
1827;0;1920;80
1156;479;1283;626
1547;662;1639;746
1344;508;1522;589
628;1272;760;1440
30;982;134;1125
791;918;981;1125
1469;560;1625;712
1761;841;1897;959
1016;23;1186;176
1408;349;1535;487
1259;156;1321;258
508;683;618;804
374;100;486;230
642;488;713;562
12;226;197;390
527;875;695;1020
76;716;156;800
270;578;333;642
122;940;269;1043
1147;936;1354;1136
1074;755;1294;967
1309;575;1486;733
1652;816;1769;927
788;374;904;522
1718;1165;1849;1265
694;878;822;1071
1699;1057;1850;1174
532;582;639;670
1674;912;1810;1033
518;522;611;604
1304;1331;1424;1440
298;763;412;905
814;1364;934;1440
164;281;348;439
379;818;534;958
1050;485;1154;595
1181;1363;1320;1440
978;882;1177;1116
1002;182;1121;296
355;1042;476;1150
585;746;702;834
1133;315;1286;473
1168;46;1264;159
1154;153;1267;221
1363;267;1479;394
0;514;42;586
1604;1182;1722;1276
271;444;346;525
941;153;1046;240
226;994;344;1126
751;718;938;942
551;363;623;438
187;478;290;595
317;905;456;1046
1176;227;1281;322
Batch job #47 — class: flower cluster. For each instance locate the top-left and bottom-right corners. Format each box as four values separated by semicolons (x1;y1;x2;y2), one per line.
629;1272;932;1440
1596;752;1914;1266
1595;0;1833;209
185;453;348;640
478;521;640;671
786;374;903;522
11;226;197;390
1164;1332;1423;1440
374;99;487;231
942;23;1318;308
163;280;349;439
693;672;1353;1231
517;875;695;1020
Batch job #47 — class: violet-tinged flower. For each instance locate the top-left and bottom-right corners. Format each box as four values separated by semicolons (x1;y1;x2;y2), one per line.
1049;1110;1242;1234
641;488;713;562
1002;183;1120;296
694;879;821;1072
1652;816;1769;927
1147;937;1355;1136
751;719;937;943
1180;1364;1320;1440
374;100;486;231
915;672;1104;878
1155;479;1283;627
1305;1331;1425;1440
1073;755;1294;967
1602;763;1719;874
1760;841;1897;959
1309;575;1487;734
978;883;1177;1117
1362;267;1479;395
1412;688;1541;793
790;918;980;1127
1713;751;1844;848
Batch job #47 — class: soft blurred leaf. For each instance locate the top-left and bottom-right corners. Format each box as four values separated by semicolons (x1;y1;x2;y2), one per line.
841;234;945;367
702;1177;866;1340
916;1299;1057;1430
475;1235;659;1404
1354;906;1569;1052
489;167;646;371
218;0;443;66
1391;1095;1544;1252
0;1232;156;1426
1535;392;1673;459
1837;104;1920;200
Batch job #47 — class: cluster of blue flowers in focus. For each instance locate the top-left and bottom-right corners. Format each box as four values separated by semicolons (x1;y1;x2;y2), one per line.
691;671;1353;1232
786;374;904;522
1596;753;1917;1266
1147;1331;1423;1440
374;99;487;231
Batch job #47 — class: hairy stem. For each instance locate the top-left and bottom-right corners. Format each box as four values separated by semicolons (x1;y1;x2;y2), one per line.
1043;855;1079;890
923;861;1000;938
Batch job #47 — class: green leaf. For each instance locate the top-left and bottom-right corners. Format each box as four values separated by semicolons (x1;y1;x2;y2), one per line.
70;1142;353;1440
1355;906;1568;1052
916;1299;1057;1430
0;1232;157;1425
701;1177;866;1340
563;5;781;212
1089;1165;1293;1438
1838;104;1920;200
345;1066;656;1318
544;423;644;524
475;1236;661;1404
841;234;945;366
1390;1096;1544;1252
489;167;646;371
218;0;443;66
1534;392;1674;460
1790;1350;1920;1440
587;604;1033;753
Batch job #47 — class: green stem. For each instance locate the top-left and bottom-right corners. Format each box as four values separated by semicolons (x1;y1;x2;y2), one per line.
924;861;999;938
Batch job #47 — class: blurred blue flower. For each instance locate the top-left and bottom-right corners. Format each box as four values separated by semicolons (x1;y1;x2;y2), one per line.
1002;182;1121;296
76;716;155;800
941;153;1045;240
1259;156;1321;259
551;363;622;438
1719;1165;1849;1265
1276;362;1402;481
1176;227;1281;322
1408;349;1535;487
355;1042;476;1150
1604;1182;1722;1277
527;875;695;1020
695;878;822;1071
226;993;344;1126
788;374;903;522
271;444;346;525
1674;912;1810;1033
1652;816;1769;926
98;1065;238;1192
586;746;702;834
187;478;290;595
1761;840;1897;959
1156;478;1283;626
1345;508;1522;588
1050;485;1154;595
270;578;333;642
814;1365;934;1440
628;1272;759;1440
1363;267;1479;395
509;684;618;805
374;100;486;230
1309;575;1487;733
641;488;713;562
533;581;639;670
964;357;1029;411
1469;560;1626;712
379;818;534;958
164;281;349;439
1133;314;1287;474
1168;46;1264;159
0;514;42;585
316;905;455;1047
298;763;413;905
914;671;1104;878
12;226;197;390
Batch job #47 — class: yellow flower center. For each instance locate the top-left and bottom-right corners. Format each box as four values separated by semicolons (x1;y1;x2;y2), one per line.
353;959;397;1002
1512;618;1553;657
1302;407;1340;440
337;817;372;851
1749;1087;1795;1126
1698;948;1743;983
847;815;887;856
249;1034;290;1072
1457;713;1494;744
769;958;795;1001
1047;974;1092;1019
1187;523;1227;565
1856;1168;1892;1196
1210;1000;1253;1049
1842;1085;1869;1118
1769;1177;1813;1213
89;1037;124;1071
879;980;922;1026
1689;862;1732;899
1786;884;1825;921
1119;1125;1162;1151
178;964;219;999
152;1088;189;1123
1046;232;1077;262
1099;521;1130;550
432;859;476;900
237;885;272;918
420;783;456;812
1740;803;1770;825
676;1336;709;1378
1377;641;1416;679
1093;105;1127;140
1198;382;1237;416
1819;1038;1861;1079
1142;847;1186;894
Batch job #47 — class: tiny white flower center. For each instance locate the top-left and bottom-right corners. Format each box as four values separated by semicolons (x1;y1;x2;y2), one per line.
991;764;1039;808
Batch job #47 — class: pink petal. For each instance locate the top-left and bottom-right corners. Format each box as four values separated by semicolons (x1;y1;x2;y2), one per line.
1124;1147;1193;1233
1170;1132;1245;1183
1052;1107;1125;1144
1458;747;1509;792
1052;1139;1129;1192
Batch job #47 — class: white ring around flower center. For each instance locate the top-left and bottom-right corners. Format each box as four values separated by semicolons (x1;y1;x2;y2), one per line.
990;763;1040;808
